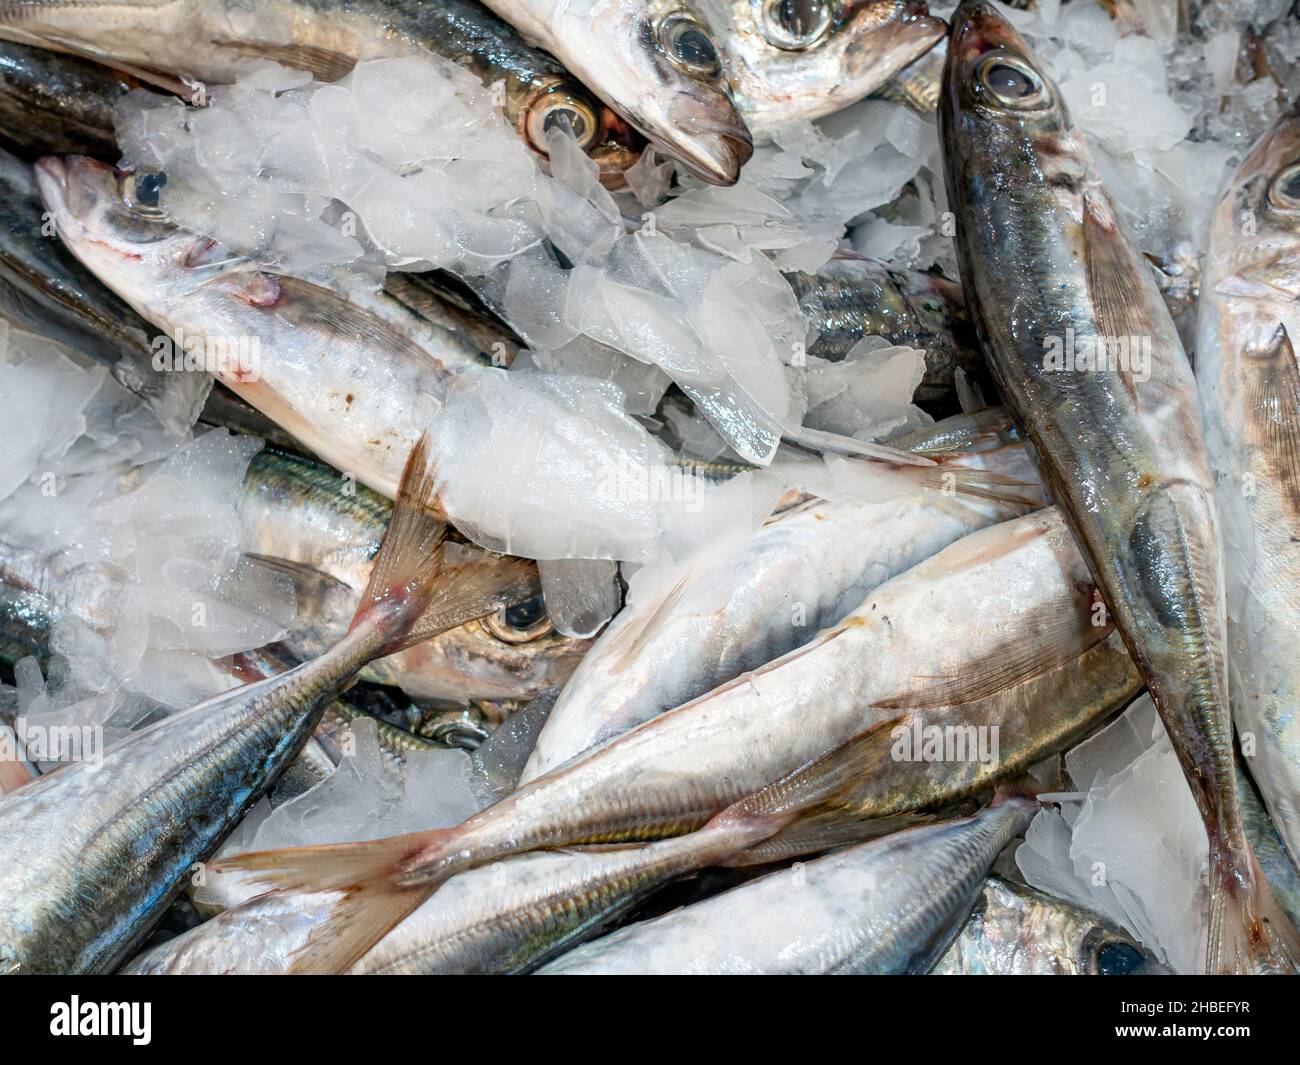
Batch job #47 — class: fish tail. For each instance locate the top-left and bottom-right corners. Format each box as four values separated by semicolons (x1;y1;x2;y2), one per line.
213;828;454;974
1205;842;1300;975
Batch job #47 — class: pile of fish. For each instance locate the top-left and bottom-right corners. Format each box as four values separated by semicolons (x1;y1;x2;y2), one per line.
0;0;1298;977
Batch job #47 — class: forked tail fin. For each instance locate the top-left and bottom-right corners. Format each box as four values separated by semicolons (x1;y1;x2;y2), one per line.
1206;844;1300;975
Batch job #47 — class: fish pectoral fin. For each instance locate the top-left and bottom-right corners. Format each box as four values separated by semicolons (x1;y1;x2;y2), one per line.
784;425;937;468
211;38;358;82
719;809;936;868
873;606;1113;710
919;456;1044;509
1083;193;1150;403
1245;323;1300;521
244;552;354;601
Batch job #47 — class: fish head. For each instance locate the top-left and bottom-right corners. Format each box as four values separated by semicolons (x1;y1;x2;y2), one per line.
566;1;752;185
34;155;215;309
1077;924;1171;976
1208;100;1300;305
942;1;1071;151
711;0;947;130
517;77;647;189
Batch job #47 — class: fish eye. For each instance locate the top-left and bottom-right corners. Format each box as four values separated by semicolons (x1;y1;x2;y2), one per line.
483;595;555;643
525;88;601;153
1096;939;1144;975
761;0;833;50
1267;162;1300;213
976;52;1049;110
659;14;723;80
122;170;168;215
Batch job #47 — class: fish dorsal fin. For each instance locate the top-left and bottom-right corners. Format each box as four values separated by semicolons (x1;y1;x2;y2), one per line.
1083;193;1148;403
1244;323;1300;522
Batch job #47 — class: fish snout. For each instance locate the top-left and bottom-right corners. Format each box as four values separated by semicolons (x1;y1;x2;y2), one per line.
665;93;754;186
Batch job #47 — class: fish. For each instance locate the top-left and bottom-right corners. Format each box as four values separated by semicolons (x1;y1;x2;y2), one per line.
785;255;986;414
239;447;593;703
0;0;643;183
123;725;905;974
476;0;751;184
698;0;946;132
36;154;482;500
0;40;135;158
217;507;1142;971
0;436;536;973
940;0;1300;973
931;876;1169;975
0;145;207;434
521;413;1045;782
1196;102;1300;871
535;798;1039;974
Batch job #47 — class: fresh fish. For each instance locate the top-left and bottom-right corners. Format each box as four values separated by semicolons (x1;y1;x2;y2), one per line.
940;0;1300;973
522;418;1044;782
0;0;643;182
477;0;751;184
785;256;985;412
0;40;135;157
1196;103;1300;870
218;507;1141;971
0;146;207;433
536;799;1038;974
36;154;482;500
1239;767;1300;932
124;726;901;974
873;35;946;113
240;447;592;703
932;876;1168;975
0;437;535;973
698;0;945;131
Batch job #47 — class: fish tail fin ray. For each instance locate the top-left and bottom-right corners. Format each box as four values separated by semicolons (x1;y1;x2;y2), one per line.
1206;845;1300;974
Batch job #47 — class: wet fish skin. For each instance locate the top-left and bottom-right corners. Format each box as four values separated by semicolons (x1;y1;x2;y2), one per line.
536;800;1037;975
932;876;1169;975
479;0;752;184
940;0;1299;973
0;146;207;433
0;0;641;179
0;436;456;974
699;0;946;131
0;40;133;157
1196;102;1300;870
522;431;1044;782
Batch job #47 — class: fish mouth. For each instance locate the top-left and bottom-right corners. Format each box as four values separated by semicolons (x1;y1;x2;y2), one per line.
662;95;754;186
843;5;948;84
35;154;114;230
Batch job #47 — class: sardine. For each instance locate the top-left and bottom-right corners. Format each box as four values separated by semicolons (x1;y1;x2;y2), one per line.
0;437;534;973
932;876;1169;975
1196;102;1300;870
0;0;643;182
699;0;945;132
477;0;752;183
218;507;1141;971
535;799;1038;974
0;145;207;433
940;0;1300;973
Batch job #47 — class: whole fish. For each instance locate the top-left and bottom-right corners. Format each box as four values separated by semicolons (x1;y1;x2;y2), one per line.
240;447;592;703
522;418;1044;781
0;0;642;183
0;146;207;434
536;798;1038;974
932;876;1168;975
0;437;535;974
219;507;1141;971
476;0;751;183
698;0;945;132
0;40;135;157
124;726;898;975
786;256;984;412
940;0;1299;973
1196;103;1300;870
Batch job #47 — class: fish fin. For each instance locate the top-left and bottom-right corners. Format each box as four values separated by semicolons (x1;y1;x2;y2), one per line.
1243;323;1300;520
391;549;541;653
784;425;936;467
608;572;693;672
914;455;1043;509
1206;845;1300;974
721;810;936;867
873;600;1112;711
210;38;358;82
347;433;448;654
892;407;1016;454
1082;194;1148;403
214;831;441;974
